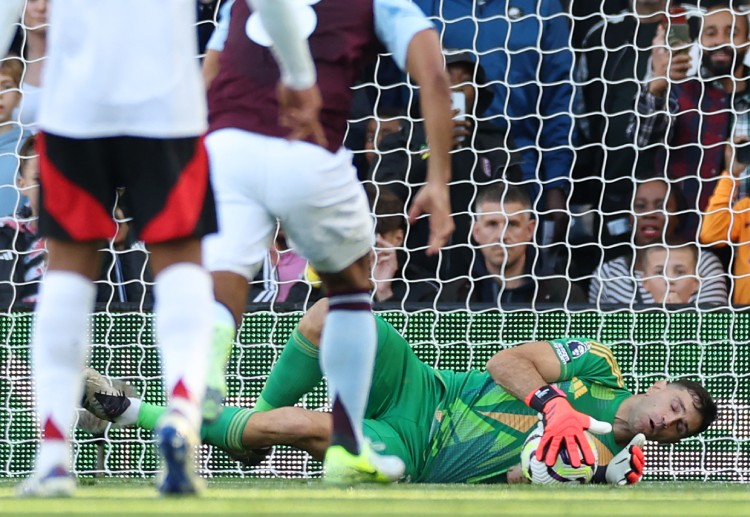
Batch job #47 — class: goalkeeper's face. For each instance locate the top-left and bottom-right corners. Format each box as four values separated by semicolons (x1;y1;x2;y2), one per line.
630;381;705;443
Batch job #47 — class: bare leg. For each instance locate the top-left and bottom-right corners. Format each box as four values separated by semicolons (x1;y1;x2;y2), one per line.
241;407;332;460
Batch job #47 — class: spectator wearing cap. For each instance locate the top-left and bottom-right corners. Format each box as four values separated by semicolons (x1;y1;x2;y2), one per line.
371;49;522;282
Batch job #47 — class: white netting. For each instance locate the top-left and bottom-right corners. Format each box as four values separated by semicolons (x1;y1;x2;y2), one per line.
1;0;749;482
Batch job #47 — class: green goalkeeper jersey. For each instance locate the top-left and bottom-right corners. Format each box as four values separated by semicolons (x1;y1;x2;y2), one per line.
415;338;631;483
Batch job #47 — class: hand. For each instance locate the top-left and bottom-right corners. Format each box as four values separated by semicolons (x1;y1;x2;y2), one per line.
605;433;646;485
372;235;399;301
648;23;692;97
451;110;472;148
531;386;612;468
724;140;750;178
276;82;328;148
642;275;667;304
408;181;454;256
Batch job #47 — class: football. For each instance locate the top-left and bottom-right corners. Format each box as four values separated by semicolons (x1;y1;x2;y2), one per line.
520;425;598;484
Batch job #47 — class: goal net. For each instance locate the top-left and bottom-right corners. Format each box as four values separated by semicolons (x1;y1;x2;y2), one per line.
1;1;749;483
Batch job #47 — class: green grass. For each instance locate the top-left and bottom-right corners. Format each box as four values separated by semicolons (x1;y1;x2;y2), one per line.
1;479;749;517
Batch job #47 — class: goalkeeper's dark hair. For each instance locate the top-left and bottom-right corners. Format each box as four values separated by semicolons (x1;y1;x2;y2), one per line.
670;379;718;436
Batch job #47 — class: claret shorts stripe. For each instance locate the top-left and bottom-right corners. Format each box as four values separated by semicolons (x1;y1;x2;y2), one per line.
38;132;217;244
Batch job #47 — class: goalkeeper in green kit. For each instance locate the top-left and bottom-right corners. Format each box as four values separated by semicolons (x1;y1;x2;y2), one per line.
81;299;717;485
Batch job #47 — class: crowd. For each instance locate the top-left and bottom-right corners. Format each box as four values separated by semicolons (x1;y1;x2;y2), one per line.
3;0;750;310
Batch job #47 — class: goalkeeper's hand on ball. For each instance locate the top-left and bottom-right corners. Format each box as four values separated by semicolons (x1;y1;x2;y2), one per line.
526;385;612;468
605;433;646;485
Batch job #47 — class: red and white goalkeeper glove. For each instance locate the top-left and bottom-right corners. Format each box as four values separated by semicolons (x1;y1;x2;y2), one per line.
605;433;646;485
525;385;613;468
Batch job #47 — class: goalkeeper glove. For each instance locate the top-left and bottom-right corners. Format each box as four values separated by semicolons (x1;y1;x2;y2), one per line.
526;384;613;468
605;433;646;485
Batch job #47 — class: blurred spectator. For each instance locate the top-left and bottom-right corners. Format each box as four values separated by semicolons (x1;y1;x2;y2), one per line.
627;2;749;238
568;0;631;49
363;108;403;169
699;142;750;305
574;0;668;247
371;49;520;281
10;0;46;131
0;55;28;216
286;185;441;307
248;225;307;304
441;183;586;308
366;184;440;304
95;205;154;306
0;134;45;308
641;243;700;304
413;0;575;244
590;177;728;305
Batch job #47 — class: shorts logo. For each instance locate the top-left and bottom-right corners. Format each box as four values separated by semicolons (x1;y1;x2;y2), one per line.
552;341;570;363
246;0;320;47
568;340;591;359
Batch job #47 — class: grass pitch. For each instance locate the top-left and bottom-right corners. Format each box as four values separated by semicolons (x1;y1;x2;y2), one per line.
1;479;748;517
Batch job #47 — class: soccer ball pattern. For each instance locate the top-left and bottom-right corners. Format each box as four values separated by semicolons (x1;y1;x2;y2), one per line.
520;426;598;484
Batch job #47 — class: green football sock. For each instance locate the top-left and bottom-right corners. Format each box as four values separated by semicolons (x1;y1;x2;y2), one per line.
135;402;166;431
200;406;256;450
255;328;322;411
135;401;254;452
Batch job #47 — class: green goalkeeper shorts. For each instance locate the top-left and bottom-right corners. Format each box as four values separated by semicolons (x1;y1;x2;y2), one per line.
362;316;445;480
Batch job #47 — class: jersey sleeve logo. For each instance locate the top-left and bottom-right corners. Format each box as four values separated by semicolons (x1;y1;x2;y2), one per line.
245;0;320;47
568;340;591;359
552;341;571;363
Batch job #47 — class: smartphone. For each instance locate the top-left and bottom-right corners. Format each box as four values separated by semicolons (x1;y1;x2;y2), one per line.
451;91;466;144
451;91;466;120
667;6;691;56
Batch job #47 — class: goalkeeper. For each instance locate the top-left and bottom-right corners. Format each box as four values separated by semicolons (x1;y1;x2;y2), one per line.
82;299;716;484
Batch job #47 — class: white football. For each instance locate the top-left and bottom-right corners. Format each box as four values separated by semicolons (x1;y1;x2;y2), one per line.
520;425;598;484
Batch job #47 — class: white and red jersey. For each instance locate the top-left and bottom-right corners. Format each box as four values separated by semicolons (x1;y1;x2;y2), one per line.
39;0;206;139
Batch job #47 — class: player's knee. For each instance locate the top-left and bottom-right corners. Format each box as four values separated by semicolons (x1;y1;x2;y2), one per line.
317;254;371;292
298;299;328;346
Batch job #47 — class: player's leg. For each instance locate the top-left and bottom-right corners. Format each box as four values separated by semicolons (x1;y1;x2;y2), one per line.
118;135;217;495
274;141;401;483
202;128;278;419
81;368;330;460
18;133;114;497
255;298;329;411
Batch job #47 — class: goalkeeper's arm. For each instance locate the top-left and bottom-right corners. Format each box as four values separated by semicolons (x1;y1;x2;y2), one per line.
0;0;23;56
246;0;316;90
486;341;611;468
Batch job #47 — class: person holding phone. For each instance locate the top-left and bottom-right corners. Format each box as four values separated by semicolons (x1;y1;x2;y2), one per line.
370;49;522;282
627;2;750;239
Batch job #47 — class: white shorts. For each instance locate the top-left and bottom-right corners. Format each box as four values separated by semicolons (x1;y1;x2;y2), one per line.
203;129;373;278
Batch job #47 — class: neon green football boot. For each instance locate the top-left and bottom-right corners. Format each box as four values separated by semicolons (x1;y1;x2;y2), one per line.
202;319;236;422
323;441;405;485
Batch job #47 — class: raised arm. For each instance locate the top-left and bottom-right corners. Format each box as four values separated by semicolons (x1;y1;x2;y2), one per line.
404;29;454;255
0;0;23;55
247;0;315;89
